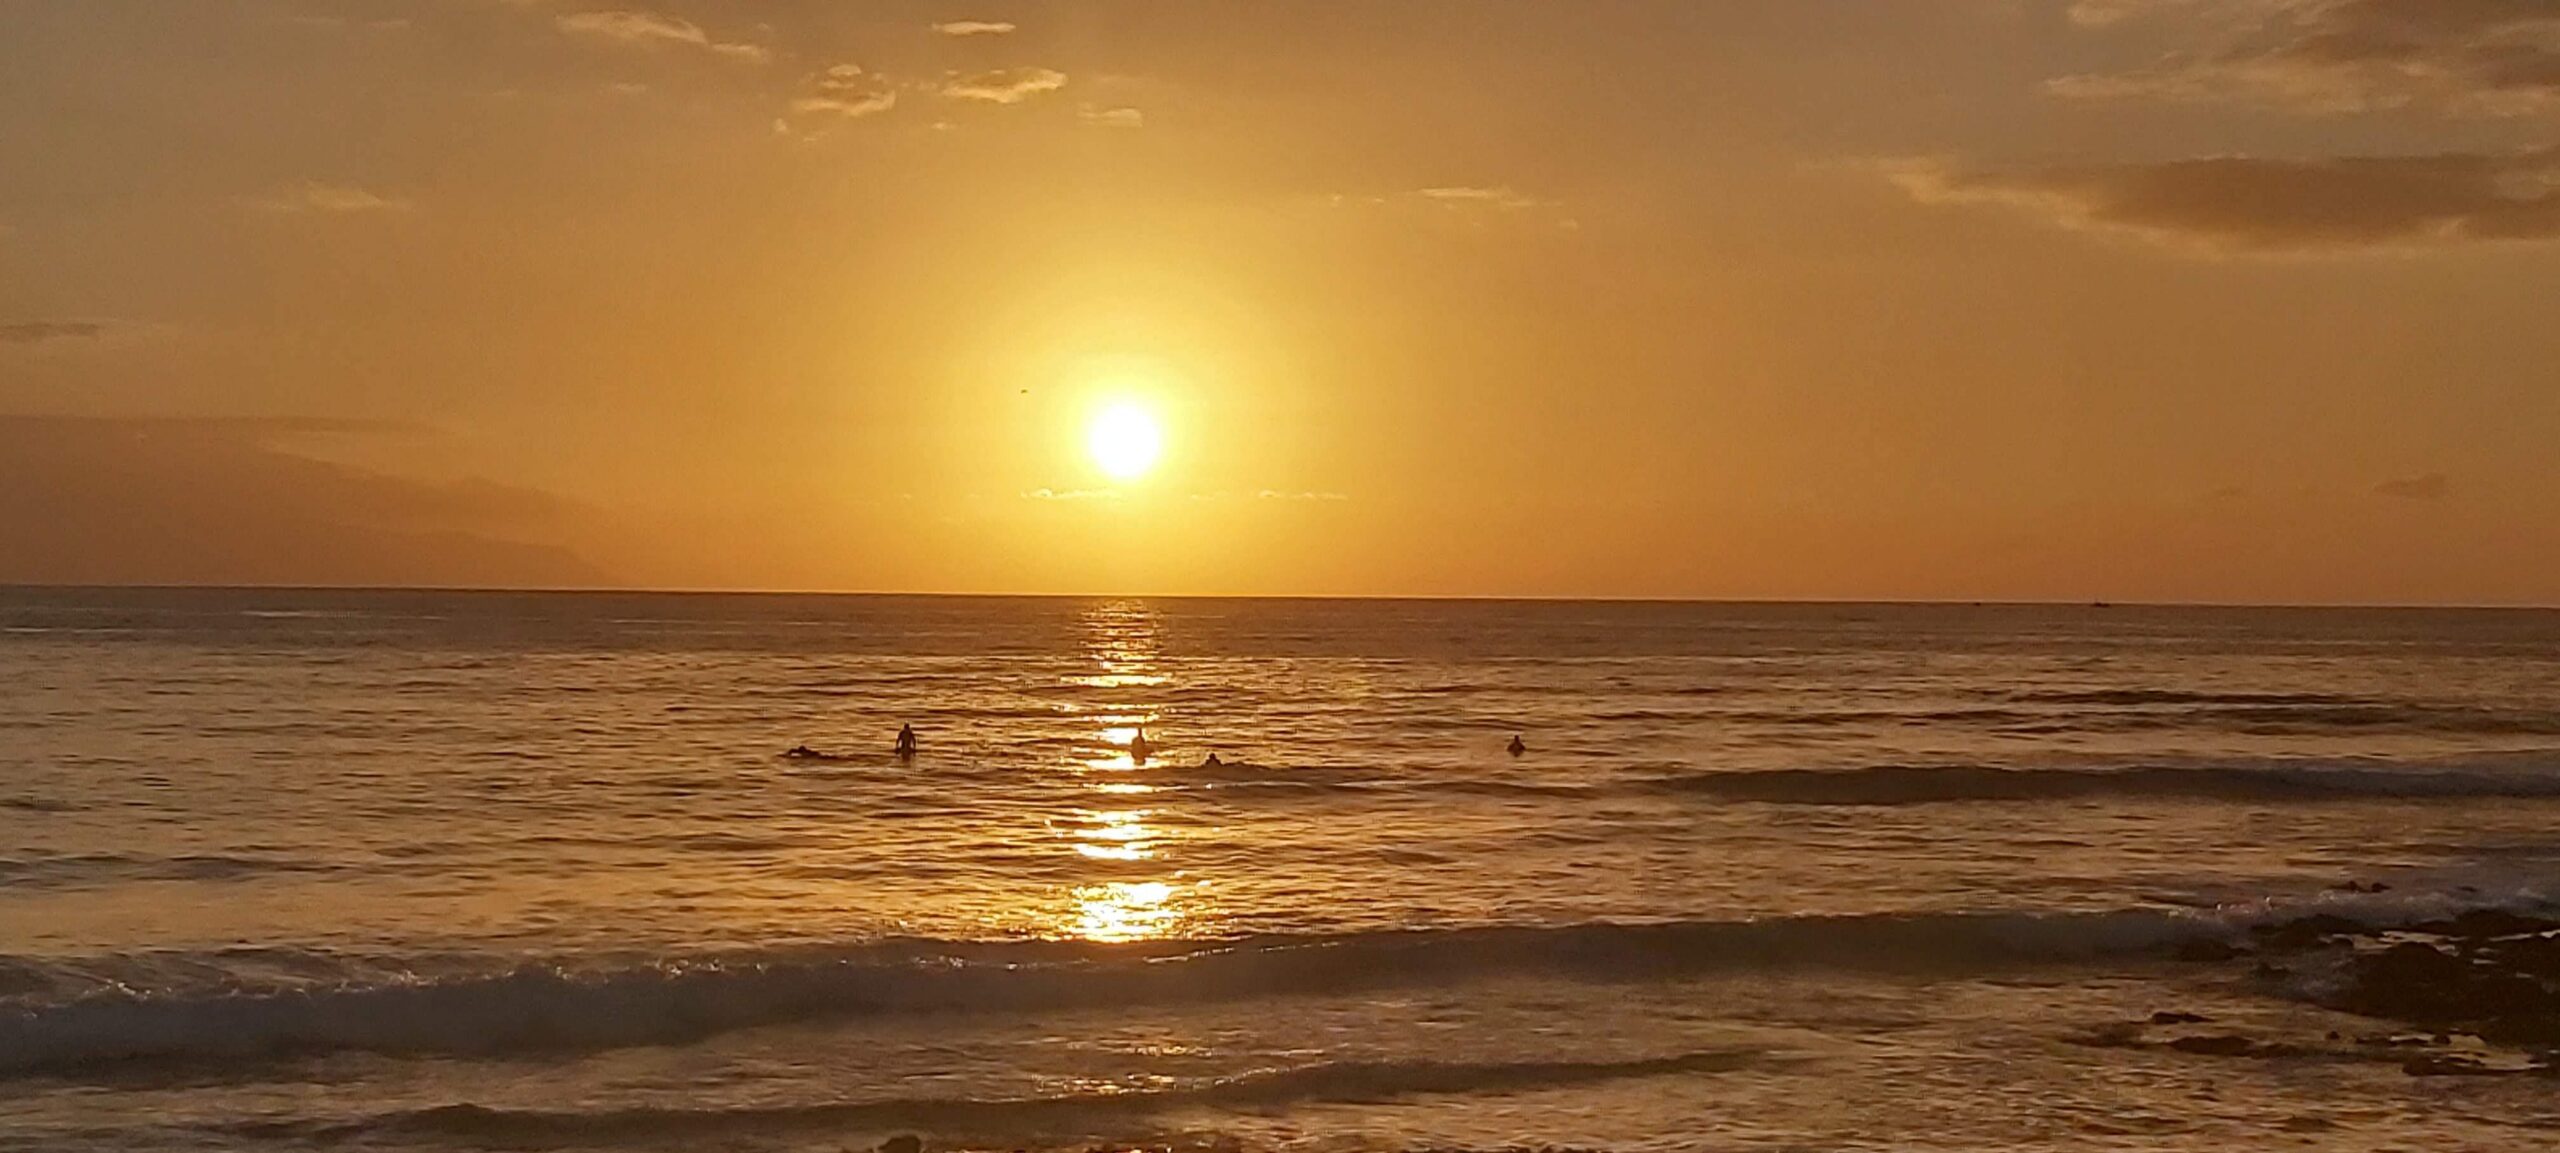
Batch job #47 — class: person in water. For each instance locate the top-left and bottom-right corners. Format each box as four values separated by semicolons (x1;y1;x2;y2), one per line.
1507;734;1526;757
1201;752;1223;768
894;724;918;758
1129;727;1153;765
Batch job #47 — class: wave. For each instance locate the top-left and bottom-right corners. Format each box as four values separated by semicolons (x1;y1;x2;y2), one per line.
1680;702;2560;737
1134;757;2560;807
14;879;2560;1081
239;1049;1767;1146
0;852;340;888
0;908;2217;1078
2006;688;2378;708
1640;762;2560;806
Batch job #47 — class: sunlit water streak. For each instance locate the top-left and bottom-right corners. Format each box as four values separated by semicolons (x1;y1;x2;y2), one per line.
4;589;2560;1151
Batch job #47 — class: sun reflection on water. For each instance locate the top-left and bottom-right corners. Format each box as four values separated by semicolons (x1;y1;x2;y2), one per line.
1031;602;1216;940
1070;808;1159;861
1069;880;1189;941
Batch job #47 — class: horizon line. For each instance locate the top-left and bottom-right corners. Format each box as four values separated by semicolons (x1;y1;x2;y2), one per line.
1;580;2553;612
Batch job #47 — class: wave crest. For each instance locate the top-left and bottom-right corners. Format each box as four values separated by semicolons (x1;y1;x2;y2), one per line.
0;910;2202;1078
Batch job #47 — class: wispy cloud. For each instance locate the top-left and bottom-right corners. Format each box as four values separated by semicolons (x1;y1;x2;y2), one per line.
790;64;898;120
1078;104;1144;128
932;20;1016;37
942;67;1067;103
1891;148;2560;254
1182;490;1354;504
1417;186;1553;211
2052;0;2560;116
2376;472;2451;500
556;10;769;63
241;183;415;214
284;14;413;34
0;320;105;345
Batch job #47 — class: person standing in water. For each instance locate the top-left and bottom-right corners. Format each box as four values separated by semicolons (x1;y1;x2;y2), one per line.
1129;727;1153;765
1507;734;1527;757
895;724;918;759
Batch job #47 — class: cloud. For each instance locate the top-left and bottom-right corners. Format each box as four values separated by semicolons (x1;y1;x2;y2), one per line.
1;320;105;345
2376;472;2450;500
1417;186;1554;211
242;182;414;214
2053;0;2560;115
555;10;768;63
0;417;607;588
932;20;1016;37
1180;490;1353;504
1022;488;1118;501
1892;148;2560;253
284;14;413;33
941;67;1067;103
789;64;897;120
2065;0;2158;28
1078;104;1144;128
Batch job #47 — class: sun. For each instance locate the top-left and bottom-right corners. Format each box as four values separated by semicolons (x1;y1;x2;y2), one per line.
1087;402;1163;481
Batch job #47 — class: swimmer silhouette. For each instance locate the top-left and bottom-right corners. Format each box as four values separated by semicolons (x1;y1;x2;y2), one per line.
894;724;917;759
1129;727;1153;765
1507;734;1526;757
1202;752;1223;768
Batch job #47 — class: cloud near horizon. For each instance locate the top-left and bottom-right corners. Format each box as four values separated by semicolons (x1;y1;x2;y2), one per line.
0;417;606;588
1894;148;2560;253
932;21;1016;37
555;10;769;64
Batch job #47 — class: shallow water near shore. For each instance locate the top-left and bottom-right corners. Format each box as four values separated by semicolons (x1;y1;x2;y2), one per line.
6;589;2560;1151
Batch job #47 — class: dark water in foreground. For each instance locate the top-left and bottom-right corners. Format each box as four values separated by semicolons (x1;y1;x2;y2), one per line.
5;589;2560;1151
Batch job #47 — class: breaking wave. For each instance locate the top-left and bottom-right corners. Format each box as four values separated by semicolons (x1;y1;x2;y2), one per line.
0;905;2270;1078
4;875;2554;1083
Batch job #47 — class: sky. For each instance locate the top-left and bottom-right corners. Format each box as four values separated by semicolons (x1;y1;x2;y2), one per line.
3;0;2557;602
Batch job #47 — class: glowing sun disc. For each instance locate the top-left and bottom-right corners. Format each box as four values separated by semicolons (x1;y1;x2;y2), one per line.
1087;403;1163;481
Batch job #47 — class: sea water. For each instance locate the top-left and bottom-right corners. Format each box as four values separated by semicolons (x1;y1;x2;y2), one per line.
5;589;2560;1151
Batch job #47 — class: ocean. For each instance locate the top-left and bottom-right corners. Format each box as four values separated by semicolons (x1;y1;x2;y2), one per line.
5;588;2560;1151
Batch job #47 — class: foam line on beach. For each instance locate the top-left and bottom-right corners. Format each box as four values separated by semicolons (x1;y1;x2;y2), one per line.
234;1049;1771;1146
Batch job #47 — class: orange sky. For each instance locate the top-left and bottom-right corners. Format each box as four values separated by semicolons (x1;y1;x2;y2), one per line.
3;1;2557;602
